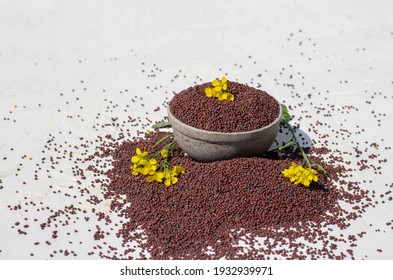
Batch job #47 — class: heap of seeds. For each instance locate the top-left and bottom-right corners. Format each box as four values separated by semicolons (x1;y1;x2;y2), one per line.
94;131;371;260
169;81;280;133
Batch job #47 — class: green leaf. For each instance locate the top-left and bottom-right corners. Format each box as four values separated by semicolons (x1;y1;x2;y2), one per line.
280;103;291;123
282;113;291;123
152;121;172;129
281;103;289;115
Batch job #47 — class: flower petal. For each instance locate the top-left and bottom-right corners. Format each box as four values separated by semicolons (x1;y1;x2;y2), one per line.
146;176;155;182
171;177;178;184
212;80;220;87
214;86;222;92
160;149;168;158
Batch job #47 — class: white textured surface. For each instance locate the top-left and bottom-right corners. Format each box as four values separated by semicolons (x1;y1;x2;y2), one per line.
0;0;393;259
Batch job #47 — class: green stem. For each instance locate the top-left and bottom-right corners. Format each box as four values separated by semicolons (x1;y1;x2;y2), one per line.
311;163;327;174
152;135;172;149
162;140;177;169
278;140;295;151
268;140;295;152
283;119;315;170
279;103;327;174
167;140;177;155
299;145;312;169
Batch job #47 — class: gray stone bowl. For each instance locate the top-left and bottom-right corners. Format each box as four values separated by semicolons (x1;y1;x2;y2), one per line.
167;101;282;162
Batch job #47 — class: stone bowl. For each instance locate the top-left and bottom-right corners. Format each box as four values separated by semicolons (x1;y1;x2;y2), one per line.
167;101;282;162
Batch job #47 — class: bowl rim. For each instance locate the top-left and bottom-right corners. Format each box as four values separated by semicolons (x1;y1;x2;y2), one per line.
167;96;283;142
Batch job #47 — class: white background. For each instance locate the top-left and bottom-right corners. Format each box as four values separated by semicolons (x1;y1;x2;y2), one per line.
1;0;393;274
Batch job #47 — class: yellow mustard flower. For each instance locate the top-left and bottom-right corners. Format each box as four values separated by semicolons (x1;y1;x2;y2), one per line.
205;88;213;98
212;78;224;93
204;87;220;98
282;162;318;187
204;76;234;102
219;93;235;101
212;79;220;87
131;148;148;164
131;164;142;176
163;169;178;187
204;87;213;98
146;171;165;183
130;142;185;187
160;149;169;158
213;85;222;93
141;158;158;175
173;165;185;175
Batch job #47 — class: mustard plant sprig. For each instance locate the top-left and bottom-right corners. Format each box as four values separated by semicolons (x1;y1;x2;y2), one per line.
278;104;326;187
130;135;184;187
204;76;235;101
282;162;318;187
